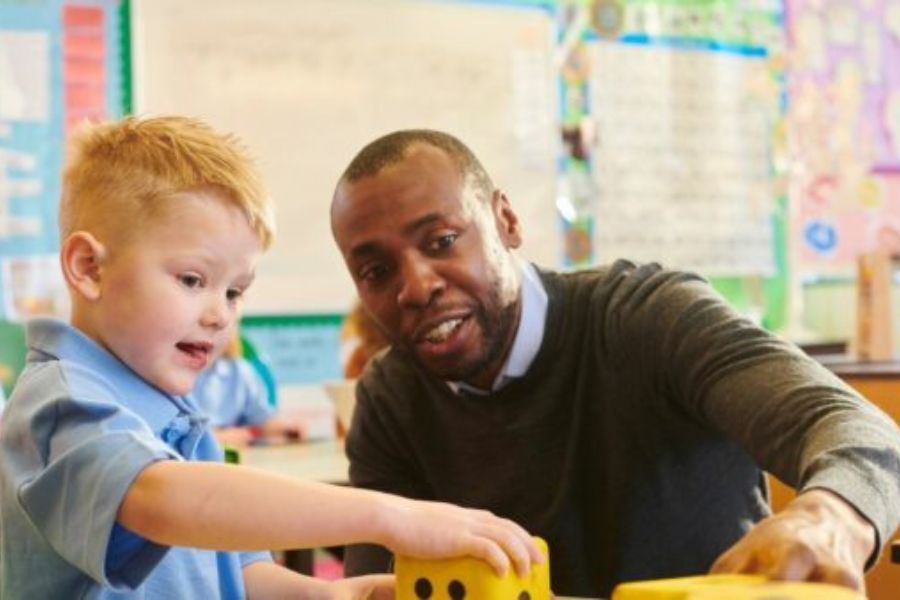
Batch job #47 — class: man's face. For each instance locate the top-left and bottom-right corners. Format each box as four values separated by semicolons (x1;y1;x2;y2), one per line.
331;145;523;389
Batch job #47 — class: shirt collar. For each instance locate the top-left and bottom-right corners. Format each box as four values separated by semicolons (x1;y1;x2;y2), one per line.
26;318;197;429
449;260;548;395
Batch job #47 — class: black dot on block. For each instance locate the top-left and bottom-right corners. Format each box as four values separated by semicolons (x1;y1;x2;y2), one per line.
448;579;466;599
414;577;433;599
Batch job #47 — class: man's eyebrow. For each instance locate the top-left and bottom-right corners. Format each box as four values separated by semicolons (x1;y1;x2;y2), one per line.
349;241;379;259
349;212;448;258
401;212;445;236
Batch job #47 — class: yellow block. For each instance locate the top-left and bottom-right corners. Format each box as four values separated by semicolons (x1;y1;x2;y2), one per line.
395;536;550;599
612;574;864;600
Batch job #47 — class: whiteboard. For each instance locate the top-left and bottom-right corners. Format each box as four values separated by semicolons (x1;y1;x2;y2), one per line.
132;0;558;313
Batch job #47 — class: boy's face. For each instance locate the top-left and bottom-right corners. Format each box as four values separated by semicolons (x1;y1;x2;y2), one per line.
85;191;262;395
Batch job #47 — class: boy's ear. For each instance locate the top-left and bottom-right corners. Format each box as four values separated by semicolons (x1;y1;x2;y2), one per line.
60;231;108;301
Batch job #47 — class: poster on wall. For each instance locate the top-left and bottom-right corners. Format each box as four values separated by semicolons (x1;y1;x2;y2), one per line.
789;0;900;271
0;0;123;321
584;0;785;276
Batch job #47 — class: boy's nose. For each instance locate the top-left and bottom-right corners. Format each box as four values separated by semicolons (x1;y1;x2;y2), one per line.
200;297;232;330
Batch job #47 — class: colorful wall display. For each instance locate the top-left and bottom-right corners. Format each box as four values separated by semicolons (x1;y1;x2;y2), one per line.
788;0;900;271
556;0;787;327
0;0;124;321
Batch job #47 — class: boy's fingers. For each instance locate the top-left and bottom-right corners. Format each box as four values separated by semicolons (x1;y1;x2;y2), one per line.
469;511;543;574
468;536;511;577
477;524;532;577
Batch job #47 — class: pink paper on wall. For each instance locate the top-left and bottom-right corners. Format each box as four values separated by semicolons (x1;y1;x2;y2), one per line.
788;0;900;270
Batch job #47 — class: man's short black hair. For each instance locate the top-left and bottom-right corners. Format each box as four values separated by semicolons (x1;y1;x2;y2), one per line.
337;129;495;200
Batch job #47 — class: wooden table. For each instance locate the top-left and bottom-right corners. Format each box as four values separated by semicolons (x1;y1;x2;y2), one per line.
240;438;349;484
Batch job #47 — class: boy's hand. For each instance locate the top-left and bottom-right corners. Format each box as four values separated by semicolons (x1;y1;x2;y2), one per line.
377;496;544;578
328;574;395;599
710;489;875;591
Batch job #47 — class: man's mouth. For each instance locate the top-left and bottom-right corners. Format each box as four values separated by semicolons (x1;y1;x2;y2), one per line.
423;317;465;343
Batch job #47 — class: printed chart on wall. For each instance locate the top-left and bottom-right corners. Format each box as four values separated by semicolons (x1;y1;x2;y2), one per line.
0;0;123;321
788;0;900;273
586;0;784;276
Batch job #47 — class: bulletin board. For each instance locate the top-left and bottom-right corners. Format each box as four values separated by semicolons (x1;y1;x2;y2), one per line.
131;0;559;314
787;0;900;273
561;0;788;329
0;0;126;322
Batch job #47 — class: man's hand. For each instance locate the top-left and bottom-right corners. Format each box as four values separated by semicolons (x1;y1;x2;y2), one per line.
710;489;876;591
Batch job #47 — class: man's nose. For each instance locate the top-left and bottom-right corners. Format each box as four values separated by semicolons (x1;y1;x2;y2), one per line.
396;256;443;308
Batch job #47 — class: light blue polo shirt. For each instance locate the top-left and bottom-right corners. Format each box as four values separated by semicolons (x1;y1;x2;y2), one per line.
0;319;270;599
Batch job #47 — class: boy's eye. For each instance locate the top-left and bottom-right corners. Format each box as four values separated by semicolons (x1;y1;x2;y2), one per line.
179;274;203;288
226;288;244;302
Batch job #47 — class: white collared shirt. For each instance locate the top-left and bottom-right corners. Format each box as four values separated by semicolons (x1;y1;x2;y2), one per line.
449;260;548;395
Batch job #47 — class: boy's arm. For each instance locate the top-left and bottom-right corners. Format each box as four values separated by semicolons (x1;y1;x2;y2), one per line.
118;460;542;576
242;561;394;599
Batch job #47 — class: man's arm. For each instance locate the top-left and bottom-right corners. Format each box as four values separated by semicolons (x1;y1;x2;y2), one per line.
611;265;900;587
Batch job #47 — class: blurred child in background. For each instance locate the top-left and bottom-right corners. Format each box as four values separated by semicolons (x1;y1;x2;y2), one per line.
193;333;307;445
340;301;389;379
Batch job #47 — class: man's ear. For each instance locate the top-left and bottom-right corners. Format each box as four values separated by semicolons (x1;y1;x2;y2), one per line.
60;231;107;301
492;189;522;250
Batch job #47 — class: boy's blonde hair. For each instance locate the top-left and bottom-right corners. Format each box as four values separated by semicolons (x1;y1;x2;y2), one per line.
60;115;275;249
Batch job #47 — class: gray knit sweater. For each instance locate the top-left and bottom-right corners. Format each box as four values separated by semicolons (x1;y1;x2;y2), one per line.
344;261;900;598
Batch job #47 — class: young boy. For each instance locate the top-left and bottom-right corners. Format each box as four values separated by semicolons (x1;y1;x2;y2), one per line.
0;116;541;598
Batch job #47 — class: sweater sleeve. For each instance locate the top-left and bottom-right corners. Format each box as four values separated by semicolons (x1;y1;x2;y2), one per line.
608;262;900;558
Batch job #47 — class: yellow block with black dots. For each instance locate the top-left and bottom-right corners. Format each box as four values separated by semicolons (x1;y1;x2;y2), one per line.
395;536;550;599
612;574;864;600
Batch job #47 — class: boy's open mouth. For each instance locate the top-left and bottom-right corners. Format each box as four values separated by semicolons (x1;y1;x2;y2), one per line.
176;341;212;360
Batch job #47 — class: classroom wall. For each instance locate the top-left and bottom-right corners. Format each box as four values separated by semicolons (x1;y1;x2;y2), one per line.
2;0;897;347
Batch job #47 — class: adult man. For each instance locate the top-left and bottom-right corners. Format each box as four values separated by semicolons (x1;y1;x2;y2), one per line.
329;129;900;598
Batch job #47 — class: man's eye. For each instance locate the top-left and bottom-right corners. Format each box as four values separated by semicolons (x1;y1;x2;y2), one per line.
361;264;389;283
179;274;203;288
431;233;458;251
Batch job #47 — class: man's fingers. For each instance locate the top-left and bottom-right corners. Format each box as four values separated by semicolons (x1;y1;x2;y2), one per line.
811;562;864;591
710;547;756;575
712;541;863;592
765;543;816;581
